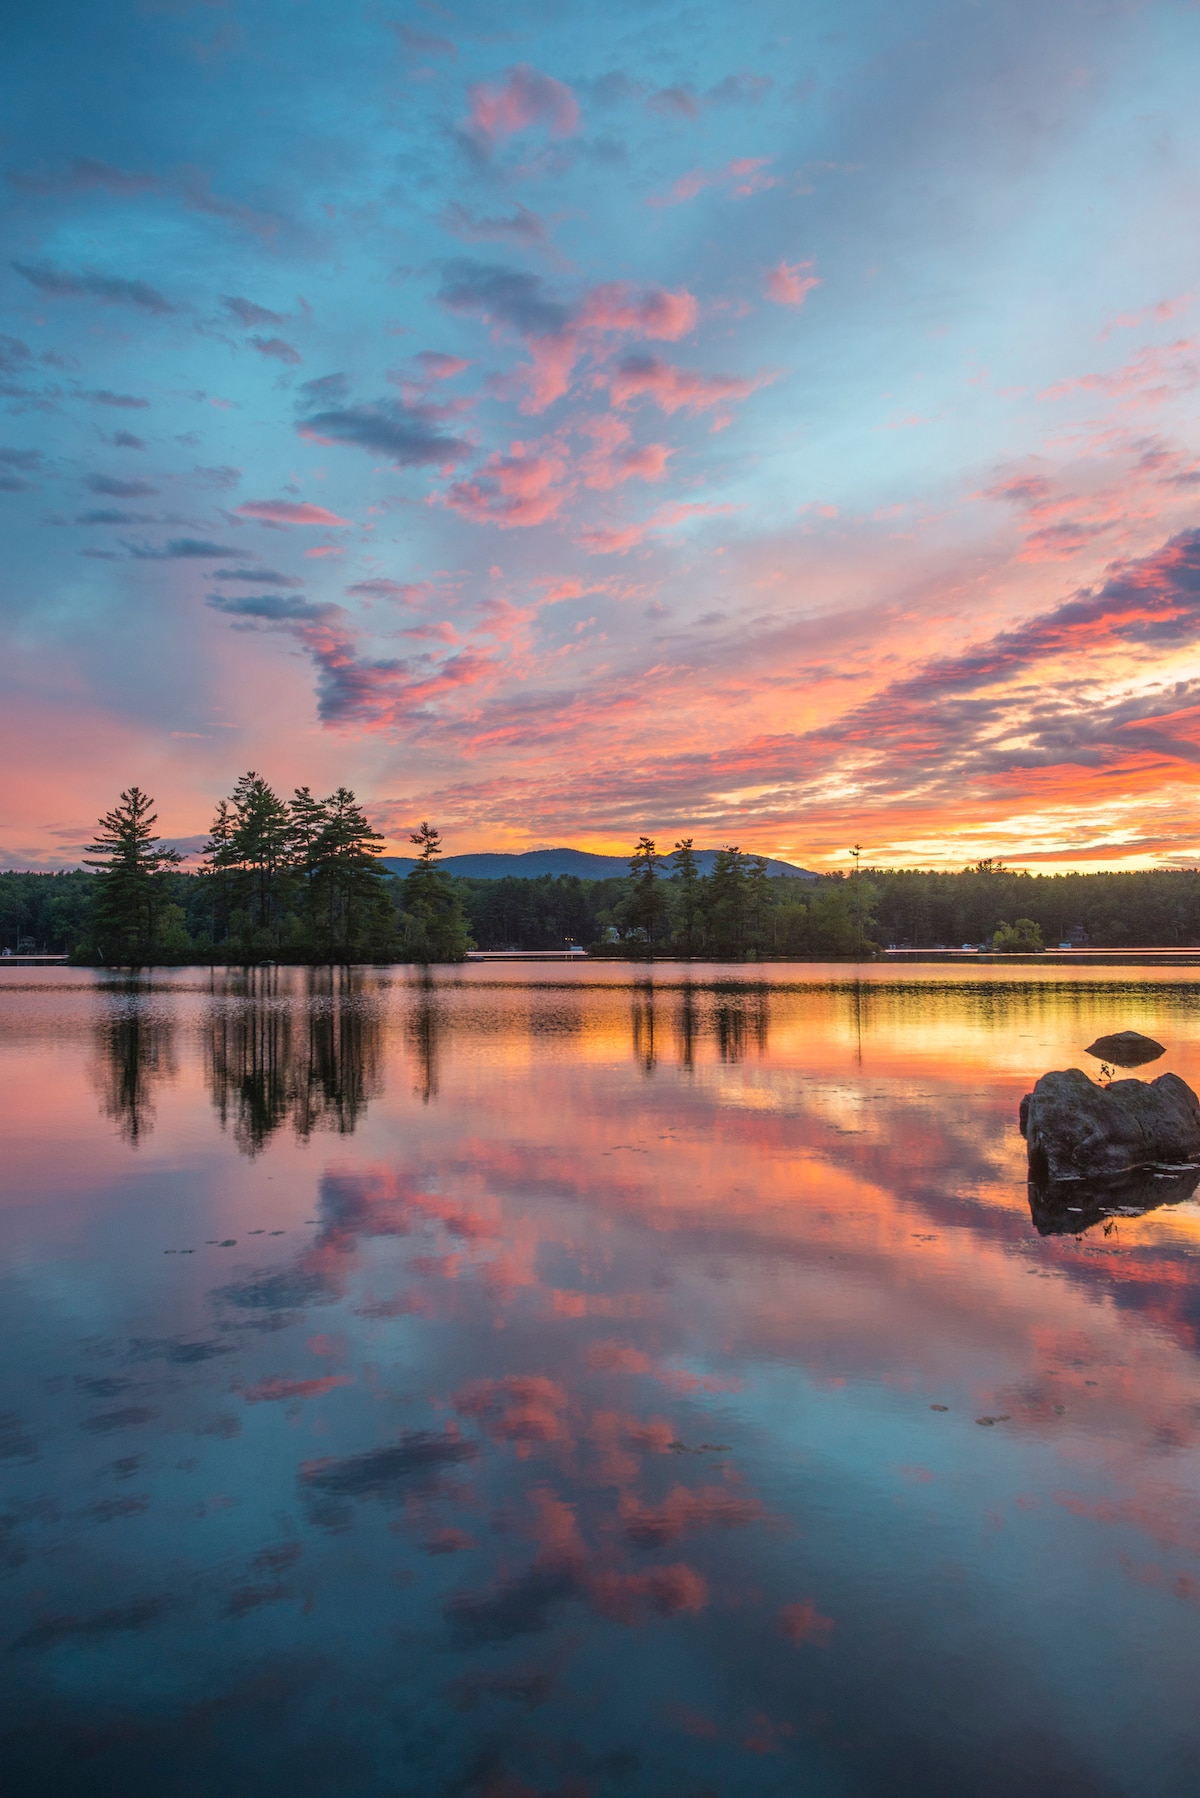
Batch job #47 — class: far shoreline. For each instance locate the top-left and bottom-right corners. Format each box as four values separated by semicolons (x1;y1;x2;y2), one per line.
8;949;1200;972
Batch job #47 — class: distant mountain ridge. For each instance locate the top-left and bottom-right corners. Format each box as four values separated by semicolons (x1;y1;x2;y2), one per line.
380;847;817;881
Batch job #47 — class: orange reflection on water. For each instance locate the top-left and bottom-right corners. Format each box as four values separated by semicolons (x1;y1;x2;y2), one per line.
5;964;1200;1792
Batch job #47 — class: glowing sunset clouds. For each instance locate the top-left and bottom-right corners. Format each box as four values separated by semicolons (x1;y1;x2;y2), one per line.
2;1;1200;868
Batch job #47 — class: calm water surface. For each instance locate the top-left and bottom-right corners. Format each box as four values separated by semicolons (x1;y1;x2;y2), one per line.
3;964;1200;1797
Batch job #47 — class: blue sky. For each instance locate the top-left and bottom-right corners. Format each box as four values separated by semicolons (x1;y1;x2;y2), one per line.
3;0;1200;868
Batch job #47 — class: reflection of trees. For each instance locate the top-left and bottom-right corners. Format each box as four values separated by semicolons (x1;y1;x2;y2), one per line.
407;972;441;1103
92;981;177;1145
713;982;769;1064
631;981;657;1075
205;966;382;1155
675;982;697;1071
641;980;772;1069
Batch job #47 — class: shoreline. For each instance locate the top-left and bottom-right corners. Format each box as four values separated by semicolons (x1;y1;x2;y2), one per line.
8;949;1200;972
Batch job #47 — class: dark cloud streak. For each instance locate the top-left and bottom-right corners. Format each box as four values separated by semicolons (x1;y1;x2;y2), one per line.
13;261;176;314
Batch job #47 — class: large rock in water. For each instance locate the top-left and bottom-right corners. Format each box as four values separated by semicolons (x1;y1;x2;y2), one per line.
1084;1030;1164;1068
1020;1068;1200;1182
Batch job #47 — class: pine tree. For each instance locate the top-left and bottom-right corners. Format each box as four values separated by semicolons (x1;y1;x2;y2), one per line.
201;797;237;946
204;772;293;950
401;822;473;963
625;835;667;950
746;854;772;955
669;837;702;955
288;785;331;946
84;787;182;964
705;846;748;958
307;787;389;959
229;772;293;935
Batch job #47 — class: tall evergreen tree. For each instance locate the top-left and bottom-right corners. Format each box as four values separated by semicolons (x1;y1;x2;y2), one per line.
401;822;473;962
200;797;237;945
288;785;331;942
670;837;702;955
746;854;772;955
305;787;389;959
231;771;293;933
84;787;182;964
704;846;748;958
625;835;667;949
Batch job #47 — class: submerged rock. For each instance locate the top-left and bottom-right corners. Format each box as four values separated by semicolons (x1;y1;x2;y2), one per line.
1028;1162;1200;1236
1020;1067;1200;1183
1084;1030;1165;1068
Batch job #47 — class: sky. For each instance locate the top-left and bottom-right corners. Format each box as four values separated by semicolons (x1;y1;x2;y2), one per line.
3;0;1200;873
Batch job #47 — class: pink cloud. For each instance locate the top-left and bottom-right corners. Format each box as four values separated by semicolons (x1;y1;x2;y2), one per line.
515;334;581;413
577;413;673;489
605;353;772;415
403;621;458;643
414;351;470;380
764;260;820;308
242;1375;351;1403
579;283;698;340
1039;339;1199;408
579;500;736;555
441;263;701;414
648;156;776;209
465;64;580;150
1100;294;1193;339
445;439;569;528
587;441;673;489
237;499;350;525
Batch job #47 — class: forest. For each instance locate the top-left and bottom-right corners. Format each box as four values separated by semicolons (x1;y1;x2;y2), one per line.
5;792;1200;963
0;778;472;966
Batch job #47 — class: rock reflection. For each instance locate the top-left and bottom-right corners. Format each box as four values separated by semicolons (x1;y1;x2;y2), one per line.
205;966;382;1154
1028;1164;1200;1235
91;980;176;1144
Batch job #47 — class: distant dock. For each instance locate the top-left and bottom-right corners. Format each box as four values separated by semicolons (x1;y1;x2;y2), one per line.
466;950;589;962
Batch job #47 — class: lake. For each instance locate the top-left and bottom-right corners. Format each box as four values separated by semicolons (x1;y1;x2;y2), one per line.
3;963;1200;1796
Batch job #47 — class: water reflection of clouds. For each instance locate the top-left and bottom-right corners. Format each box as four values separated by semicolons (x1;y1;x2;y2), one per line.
5;968;1200;1791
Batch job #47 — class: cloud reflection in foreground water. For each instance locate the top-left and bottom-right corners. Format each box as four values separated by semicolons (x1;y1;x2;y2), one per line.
3;965;1200;1795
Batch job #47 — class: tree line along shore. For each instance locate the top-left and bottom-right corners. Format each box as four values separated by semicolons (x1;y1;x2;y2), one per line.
3;781;1200;963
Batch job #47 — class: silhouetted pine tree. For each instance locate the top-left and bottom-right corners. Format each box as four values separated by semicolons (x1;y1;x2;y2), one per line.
669;837;702;955
625;836;667;950
84;787;182;964
401;822;473;962
305;787;389;959
704;846;748;958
